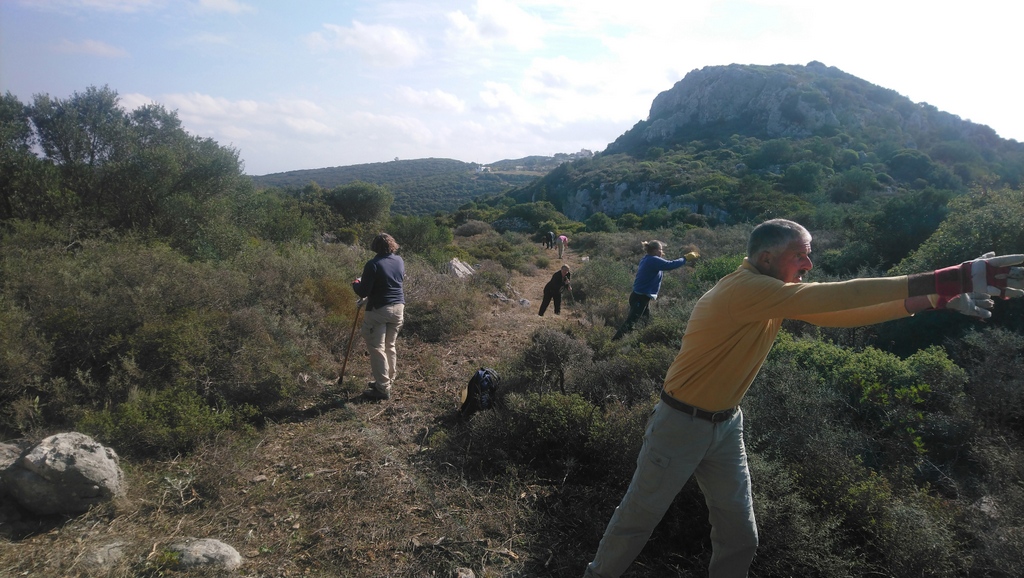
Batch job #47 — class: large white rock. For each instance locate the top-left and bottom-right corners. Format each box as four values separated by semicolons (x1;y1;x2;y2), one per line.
446;258;475;279
0;442;23;500
1;432;125;515
167;537;243;571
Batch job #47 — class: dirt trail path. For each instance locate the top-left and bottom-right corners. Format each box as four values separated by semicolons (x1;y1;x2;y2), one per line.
392;243;586;415
232;244;589;578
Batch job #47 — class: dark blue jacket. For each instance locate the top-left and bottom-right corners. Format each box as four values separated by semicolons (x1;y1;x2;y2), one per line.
632;254;687;297
353;253;405;311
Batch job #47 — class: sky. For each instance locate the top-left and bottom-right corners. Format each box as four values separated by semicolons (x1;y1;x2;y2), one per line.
2;0;1023;176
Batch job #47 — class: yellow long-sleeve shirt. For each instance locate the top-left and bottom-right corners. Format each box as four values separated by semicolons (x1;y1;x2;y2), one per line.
663;259;912;411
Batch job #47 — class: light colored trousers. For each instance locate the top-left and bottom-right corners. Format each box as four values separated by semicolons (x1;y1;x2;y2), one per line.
360;303;404;390
584;402;757;578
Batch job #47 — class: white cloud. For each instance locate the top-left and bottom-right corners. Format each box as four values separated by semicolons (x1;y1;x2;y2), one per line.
445;0;547;51
305;21;421;67
395;86;465;113
478;81;544;125
193;0;253;14
282;117;333;136
350;111;435;145
53;38;129;57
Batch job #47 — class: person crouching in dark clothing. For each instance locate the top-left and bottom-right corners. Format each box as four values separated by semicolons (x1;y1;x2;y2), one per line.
539;265;571;316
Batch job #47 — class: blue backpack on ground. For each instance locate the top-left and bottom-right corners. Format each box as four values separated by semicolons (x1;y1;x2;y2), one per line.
460;367;499;418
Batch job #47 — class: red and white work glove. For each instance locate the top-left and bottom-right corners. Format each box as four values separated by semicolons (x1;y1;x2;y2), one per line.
929;292;996;319
934;252;1024;300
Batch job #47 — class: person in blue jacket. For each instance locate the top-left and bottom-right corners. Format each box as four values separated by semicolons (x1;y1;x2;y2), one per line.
352;233;405;400
612;240;698;340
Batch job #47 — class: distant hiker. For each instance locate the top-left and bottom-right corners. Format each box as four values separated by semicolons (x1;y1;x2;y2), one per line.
584;219;1024;578
558;234;568;258
548;231;556;249
352;232;405;401
539;264;572;316
611;240;698;340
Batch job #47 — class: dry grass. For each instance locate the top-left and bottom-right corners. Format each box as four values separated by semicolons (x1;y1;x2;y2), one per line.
0;246;588;578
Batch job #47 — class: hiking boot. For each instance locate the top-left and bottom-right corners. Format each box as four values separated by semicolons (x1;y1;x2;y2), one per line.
362;382;390;400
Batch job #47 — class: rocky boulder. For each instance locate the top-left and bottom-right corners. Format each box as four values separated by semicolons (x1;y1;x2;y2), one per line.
445;258;475;279
166;537;242;571
1;432;125;515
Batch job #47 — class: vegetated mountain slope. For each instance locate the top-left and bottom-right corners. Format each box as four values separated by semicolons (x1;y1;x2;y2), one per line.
252;157;539;215
507;61;1024;226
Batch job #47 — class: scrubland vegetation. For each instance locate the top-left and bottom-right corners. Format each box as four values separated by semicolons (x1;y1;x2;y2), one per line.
2;84;1024;576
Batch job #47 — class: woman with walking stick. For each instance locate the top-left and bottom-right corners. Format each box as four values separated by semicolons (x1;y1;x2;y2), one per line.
352;233;405;401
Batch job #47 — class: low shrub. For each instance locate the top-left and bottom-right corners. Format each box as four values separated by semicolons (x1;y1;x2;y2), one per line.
574;344;674;406
0;228;361;440
502;328;593;396
685;253;744;298
402;256;486;342
453;391;647;484
457;230;539;272
78;386;251;458
453;220;491;237
470;259;513;294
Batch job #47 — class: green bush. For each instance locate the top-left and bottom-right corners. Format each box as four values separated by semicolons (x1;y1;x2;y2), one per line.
402;256;485;342
453;220;491;236
569;257;633;323
458;230;539;272
503;328;593;396
0;296;52;430
455;391;646;483
892;187;1024;274
685;253;744;298
469;259;512;293
748;453;858;578
950;327;1024;433
575;344;674;406
78;386;249;457
0;225;363;436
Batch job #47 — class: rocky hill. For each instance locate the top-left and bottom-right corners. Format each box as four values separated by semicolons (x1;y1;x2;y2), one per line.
507;62;1024;225
611;61;1016;153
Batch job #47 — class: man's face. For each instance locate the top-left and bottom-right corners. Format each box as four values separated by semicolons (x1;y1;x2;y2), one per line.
766;239;813;283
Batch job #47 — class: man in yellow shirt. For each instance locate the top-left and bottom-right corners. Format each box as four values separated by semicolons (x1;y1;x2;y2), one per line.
584;219;1023;578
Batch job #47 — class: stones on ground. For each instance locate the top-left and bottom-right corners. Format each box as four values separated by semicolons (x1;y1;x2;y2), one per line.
166;537;243;571
0;432;125;515
455;568;476;578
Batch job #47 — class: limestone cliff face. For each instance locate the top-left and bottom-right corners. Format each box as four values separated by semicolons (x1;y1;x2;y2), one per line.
562;182;675;221
646;62;843;140
638;61;979;146
561;182;729;222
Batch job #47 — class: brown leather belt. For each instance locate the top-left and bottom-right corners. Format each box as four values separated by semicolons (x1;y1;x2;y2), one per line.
660;390;737;423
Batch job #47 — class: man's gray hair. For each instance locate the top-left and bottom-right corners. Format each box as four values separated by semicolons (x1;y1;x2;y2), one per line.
747;219;811;260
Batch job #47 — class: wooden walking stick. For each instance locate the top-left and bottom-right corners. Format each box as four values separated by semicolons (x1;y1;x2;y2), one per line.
339;298;366;387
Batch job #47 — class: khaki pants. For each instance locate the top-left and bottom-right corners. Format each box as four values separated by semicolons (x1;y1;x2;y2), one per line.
360;303;404;390
584;403;757;578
